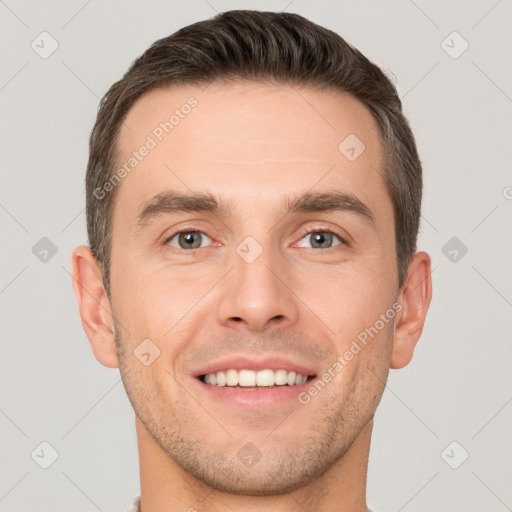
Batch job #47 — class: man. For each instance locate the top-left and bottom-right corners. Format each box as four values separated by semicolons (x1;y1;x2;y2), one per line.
71;9;432;512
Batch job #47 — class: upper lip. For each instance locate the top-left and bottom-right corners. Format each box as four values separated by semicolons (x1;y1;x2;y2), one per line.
192;354;318;378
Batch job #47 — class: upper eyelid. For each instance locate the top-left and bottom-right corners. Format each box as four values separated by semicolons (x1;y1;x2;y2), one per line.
296;225;348;240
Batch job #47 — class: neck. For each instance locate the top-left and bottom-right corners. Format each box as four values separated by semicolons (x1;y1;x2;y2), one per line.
136;417;373;512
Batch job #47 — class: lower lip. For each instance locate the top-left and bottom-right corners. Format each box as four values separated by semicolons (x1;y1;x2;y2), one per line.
193;377;317;408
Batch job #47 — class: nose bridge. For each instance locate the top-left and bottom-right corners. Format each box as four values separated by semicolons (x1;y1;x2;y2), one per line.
216;233;299;332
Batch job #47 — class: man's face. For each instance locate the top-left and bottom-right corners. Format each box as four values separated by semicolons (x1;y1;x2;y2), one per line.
109;82;399;494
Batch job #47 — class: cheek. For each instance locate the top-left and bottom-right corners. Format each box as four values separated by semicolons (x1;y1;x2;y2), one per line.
328;317;394;416
293;261;396;341
112;261;214;345
299;264;397;385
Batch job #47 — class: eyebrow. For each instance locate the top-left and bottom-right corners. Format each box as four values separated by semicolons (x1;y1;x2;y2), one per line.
135;188;376;229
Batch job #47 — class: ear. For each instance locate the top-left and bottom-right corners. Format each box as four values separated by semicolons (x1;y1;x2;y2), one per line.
71;246;119;368
390;251;432;369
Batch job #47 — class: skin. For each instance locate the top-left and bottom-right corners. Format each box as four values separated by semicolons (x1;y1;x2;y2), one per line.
72;81;432;512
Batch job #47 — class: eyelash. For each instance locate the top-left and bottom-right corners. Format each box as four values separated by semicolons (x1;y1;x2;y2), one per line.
163;227;350;252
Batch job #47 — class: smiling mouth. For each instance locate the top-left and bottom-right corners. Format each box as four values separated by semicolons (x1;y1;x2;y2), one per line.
198;368;316;387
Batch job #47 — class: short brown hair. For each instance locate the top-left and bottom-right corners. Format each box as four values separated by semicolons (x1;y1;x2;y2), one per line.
86;9;422;295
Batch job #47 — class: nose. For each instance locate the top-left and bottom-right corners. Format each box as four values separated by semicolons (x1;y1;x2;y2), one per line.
216;243;300;332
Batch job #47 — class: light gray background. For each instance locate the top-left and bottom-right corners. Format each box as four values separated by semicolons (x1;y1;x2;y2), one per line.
1;1;511;511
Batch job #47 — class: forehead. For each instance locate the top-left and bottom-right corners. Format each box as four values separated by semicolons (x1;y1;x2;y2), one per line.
113;81;389;222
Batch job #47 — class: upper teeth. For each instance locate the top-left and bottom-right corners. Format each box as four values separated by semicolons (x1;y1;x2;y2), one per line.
203;369;309;387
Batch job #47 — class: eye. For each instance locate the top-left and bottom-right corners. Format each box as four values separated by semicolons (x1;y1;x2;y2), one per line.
296;230;344;249
166;230;212;250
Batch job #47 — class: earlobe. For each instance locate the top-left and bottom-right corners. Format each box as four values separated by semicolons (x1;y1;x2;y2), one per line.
390;251;432;369
71;246;119;368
